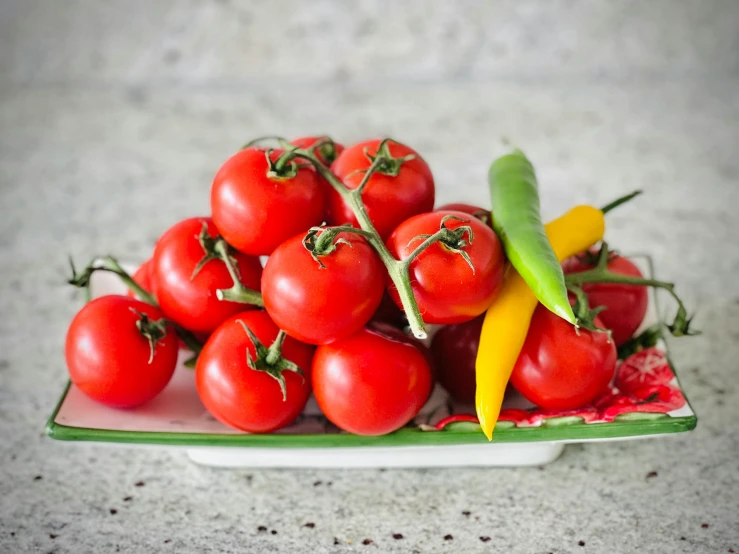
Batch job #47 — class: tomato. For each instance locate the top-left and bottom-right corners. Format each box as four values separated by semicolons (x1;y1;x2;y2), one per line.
262;229;384;345
211;147;325;256
510;304;617;410
65;296;178;408
126;258;154;299
386;210;505;324
563;252;648;346
152;217;263;335
312;324;433;435
435;203;491;227
329;139;435;240
429;315;484;403
196;310;314;433
291;136;345;166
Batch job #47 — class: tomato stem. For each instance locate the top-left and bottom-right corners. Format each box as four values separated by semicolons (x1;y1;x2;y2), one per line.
563;243;697;338
212;239;265;307
67;256;204;355
265;330;287;366
290;144;430;339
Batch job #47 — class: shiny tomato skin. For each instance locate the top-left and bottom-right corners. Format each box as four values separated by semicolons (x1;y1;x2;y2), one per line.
511;304;617;410
262;231;384;345
211;148;325;256
126;258;154;299
65;296;179;408
312;325;433;436
291;136;345;166
386;210;505;324
152;217;263;335
329;139;435;240
430;315;485;404
435;203;492;226
196;310;314;433
562;252;648;346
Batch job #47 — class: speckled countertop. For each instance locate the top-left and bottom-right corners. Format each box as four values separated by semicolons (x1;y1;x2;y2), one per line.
1;2;738;553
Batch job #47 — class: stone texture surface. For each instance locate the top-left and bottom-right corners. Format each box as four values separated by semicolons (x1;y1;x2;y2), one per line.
1;1;738;553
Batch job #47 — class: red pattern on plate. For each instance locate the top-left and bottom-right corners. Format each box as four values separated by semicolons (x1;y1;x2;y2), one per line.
434;347;686;430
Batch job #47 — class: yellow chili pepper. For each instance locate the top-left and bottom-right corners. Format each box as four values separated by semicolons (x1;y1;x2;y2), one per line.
475;205;606;440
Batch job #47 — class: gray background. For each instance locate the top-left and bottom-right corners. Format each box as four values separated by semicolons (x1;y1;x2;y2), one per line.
1;1;738;552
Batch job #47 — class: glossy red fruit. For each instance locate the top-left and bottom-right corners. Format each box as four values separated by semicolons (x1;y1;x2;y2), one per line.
386;210;505;324
126;258;154;299
563;252;648;346
262;229;384;345
510;304;617;410
435;203;492;227
152;217;263;335
312;324;434;436
65;296;178;408
329;139;435;240
211;148;325;256
196;310;314;433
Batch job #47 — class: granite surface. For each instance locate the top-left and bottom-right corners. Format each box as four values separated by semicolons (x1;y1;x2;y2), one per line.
1;1;738;552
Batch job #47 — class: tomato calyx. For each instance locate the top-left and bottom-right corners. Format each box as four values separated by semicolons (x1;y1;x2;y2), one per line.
265;148;307;180
568;285;612;339
302;224;370;268
130;307;169;364
237;320;304;401
191;222;265;308
406;215;476;273
564;242;698;338
360;138;416;178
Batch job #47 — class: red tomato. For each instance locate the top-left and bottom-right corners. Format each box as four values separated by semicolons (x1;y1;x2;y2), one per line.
435;203;492;227
196;310;314;433
312;324;433;435
152;217;263;335
563;252;648;346
430;315;484;404
211;148;325;256
262;230;384;345
291;136;345;166
126;258;154;299
65;296;178;408
329;139;435;240
511;304;617;410
386;210;505;324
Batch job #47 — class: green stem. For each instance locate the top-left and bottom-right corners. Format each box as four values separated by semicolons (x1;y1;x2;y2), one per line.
564;268;692;337
68;256;204;355
213;240;265;307
600;190;643;215
292;147;429;339
266;330;287;366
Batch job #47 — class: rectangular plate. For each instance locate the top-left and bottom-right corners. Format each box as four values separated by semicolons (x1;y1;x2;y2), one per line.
46;256;696;467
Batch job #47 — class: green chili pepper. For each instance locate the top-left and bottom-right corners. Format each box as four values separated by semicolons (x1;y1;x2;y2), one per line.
488;150;576;325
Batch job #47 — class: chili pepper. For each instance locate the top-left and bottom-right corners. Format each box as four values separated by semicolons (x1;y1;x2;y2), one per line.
488;150;576;324
475;205;605;440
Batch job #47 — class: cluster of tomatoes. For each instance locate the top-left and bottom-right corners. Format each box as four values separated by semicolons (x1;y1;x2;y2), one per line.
65;136;649;437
